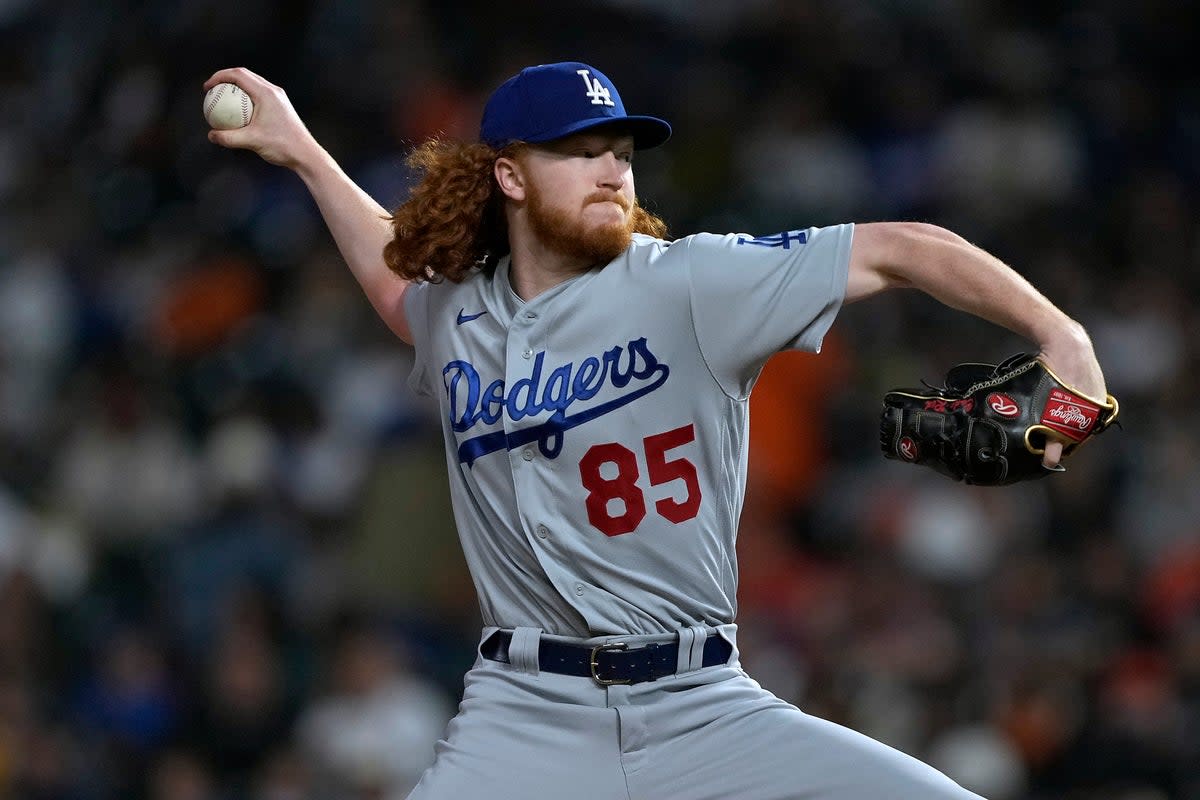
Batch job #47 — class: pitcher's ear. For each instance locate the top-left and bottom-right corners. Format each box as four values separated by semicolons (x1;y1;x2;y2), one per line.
494;156;526;202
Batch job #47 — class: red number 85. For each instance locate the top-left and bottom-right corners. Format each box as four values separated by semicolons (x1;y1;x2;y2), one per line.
578;423;702;536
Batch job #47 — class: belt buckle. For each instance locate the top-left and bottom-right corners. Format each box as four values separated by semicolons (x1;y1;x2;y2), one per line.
589;642;630;686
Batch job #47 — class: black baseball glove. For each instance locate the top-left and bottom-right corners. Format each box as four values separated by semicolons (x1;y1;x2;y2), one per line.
880;353;1120;485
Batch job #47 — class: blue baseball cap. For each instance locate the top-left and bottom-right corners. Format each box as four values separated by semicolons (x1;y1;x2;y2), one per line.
480;62;672;150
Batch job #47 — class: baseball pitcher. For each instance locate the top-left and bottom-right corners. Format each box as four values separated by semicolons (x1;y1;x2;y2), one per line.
205;61;1113;799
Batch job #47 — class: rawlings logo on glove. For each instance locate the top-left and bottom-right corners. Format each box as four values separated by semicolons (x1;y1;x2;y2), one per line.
1041;389;1101;439
987;393;1020;418
880;353;1119;486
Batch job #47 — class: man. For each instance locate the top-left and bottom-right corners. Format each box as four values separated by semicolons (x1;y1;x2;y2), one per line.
206;61;1106;799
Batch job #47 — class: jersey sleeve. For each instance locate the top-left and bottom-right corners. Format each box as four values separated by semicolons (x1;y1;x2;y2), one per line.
686;224;852;398
403;281;434;397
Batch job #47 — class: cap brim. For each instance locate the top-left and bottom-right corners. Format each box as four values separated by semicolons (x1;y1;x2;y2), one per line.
525;115;672;150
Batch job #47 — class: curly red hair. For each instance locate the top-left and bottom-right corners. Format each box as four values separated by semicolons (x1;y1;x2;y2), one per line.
383;139;668;284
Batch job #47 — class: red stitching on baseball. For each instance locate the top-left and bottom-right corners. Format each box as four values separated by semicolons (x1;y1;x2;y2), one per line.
205;85;226;118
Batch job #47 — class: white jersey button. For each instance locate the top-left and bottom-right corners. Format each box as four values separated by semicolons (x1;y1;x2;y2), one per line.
574;582;585;596
522;348;533;359
524;311;537;319
536;524;549;538
521;448;535;461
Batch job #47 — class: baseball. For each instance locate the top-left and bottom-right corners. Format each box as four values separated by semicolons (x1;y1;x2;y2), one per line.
203;82;253;130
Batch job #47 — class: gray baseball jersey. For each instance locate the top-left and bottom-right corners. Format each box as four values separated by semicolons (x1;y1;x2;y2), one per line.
402;224;983;800
404;225;851;637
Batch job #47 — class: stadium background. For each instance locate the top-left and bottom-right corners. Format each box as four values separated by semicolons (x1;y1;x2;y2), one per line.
1;1;1198;798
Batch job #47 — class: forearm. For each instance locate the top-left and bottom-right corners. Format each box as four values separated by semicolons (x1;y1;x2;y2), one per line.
295;150;414;343
203;68;415;343
847;221;1106;418
860;222;1087;350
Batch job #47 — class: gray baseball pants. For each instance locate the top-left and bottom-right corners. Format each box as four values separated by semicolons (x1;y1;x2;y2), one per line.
406;625;986;800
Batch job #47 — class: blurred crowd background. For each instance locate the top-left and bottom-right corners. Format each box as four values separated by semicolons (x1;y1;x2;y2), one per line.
1;0;1198;798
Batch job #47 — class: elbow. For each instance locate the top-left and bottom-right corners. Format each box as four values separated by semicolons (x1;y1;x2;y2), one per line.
845;221;965;302
883;221;976;268
887;222;971;257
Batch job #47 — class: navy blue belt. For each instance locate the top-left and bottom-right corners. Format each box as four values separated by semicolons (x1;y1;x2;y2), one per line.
481;630;732;686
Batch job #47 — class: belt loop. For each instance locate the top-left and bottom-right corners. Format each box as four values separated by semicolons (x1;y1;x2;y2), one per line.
688;625;708;670
717;623;738;664
676;625;709;674
508;627;542;675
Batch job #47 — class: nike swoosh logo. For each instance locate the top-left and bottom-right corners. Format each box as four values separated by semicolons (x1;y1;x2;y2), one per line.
457;308;488;325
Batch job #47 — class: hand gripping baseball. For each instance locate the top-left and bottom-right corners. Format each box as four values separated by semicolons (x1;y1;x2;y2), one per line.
879;353;1120;486
203;68;324;169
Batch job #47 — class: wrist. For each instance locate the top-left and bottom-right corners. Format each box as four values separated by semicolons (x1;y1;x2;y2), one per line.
293;144;339;183
1034;313;1090;355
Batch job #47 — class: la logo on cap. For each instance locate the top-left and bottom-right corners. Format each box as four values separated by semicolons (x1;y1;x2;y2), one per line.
479;61;672;149
576;69;615;107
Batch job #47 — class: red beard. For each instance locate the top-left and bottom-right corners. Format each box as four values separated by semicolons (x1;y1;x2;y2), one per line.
526;184;636;268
